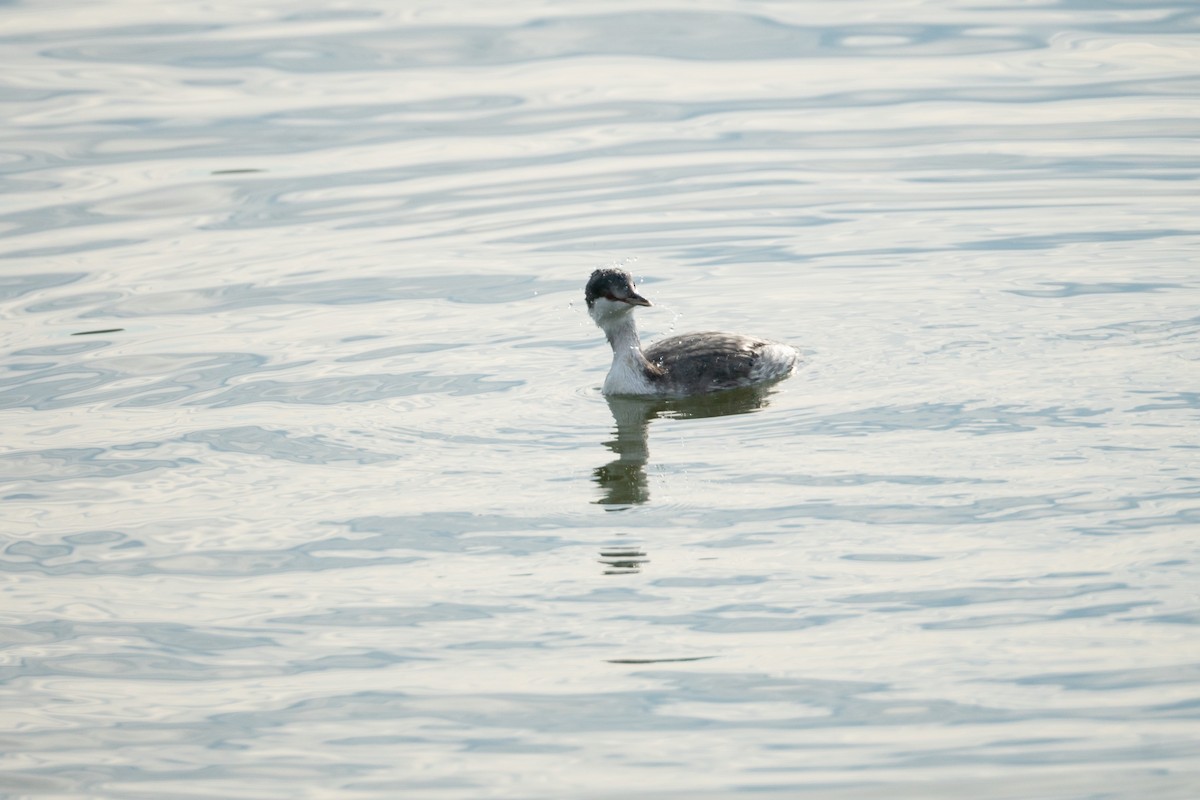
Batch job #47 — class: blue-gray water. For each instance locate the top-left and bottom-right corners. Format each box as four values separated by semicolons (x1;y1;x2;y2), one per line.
3;1;1199;797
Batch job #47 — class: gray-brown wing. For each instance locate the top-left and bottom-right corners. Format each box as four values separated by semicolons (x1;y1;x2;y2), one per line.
643;331;768;392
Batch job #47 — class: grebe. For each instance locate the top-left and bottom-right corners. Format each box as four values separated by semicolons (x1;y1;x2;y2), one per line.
585;268;799;396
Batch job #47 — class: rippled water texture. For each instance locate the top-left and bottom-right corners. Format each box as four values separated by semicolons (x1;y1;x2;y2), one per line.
3;1;1199;797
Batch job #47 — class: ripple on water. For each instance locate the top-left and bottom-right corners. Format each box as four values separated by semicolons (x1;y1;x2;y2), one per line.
3;2;1200;798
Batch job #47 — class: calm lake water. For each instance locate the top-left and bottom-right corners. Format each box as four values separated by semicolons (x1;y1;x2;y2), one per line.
3;1;1199;797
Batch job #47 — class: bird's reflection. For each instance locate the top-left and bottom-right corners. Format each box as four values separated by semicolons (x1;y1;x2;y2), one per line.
593;385;776;507
598;545;649;574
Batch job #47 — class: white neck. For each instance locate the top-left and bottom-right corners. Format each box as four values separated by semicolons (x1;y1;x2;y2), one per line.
591;303;656;395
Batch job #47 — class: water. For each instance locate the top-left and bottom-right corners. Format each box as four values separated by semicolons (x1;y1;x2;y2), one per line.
3;1;1199;797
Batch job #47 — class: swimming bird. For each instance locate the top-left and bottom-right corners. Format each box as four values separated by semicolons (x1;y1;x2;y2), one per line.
585;268;799;396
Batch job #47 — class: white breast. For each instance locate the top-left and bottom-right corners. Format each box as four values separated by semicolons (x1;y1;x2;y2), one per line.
603;347;657;395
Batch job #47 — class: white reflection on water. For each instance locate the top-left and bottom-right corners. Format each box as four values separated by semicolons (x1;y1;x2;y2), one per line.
2;1;1199;797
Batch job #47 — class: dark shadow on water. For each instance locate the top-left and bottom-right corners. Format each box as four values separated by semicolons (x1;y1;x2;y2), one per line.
593;385;775;507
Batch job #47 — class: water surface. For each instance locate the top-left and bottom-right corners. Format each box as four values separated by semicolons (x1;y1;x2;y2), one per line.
3;1;1199;797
